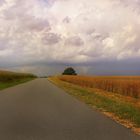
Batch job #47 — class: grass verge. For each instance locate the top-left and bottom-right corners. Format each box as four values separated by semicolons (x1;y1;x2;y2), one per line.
49;76;140;135
0;78;35;90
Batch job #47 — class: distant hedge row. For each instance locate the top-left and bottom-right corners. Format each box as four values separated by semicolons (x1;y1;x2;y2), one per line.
0;70;37;82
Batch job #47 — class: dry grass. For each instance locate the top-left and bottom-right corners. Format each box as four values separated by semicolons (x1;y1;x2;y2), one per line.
49;76;140;135
59;75;140;98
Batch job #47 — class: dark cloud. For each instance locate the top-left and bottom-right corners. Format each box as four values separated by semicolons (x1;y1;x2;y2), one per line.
0;0;140;75
119;0;140;12
4;4;51;32
63;16;71;23
0;0;5;5
0;39;9;50
25;18;51;32
65;36;84;46
42;33;61;45
86;28;95;35
85;60;140;76
3;59;140;76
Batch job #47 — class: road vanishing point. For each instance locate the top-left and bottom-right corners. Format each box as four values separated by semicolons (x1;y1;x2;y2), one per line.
0;78;139;140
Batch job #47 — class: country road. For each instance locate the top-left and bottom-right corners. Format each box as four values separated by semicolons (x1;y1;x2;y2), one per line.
0;78;139;140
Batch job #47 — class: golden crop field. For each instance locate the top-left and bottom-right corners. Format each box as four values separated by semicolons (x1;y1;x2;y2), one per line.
0;70;36;82
59;75;140;98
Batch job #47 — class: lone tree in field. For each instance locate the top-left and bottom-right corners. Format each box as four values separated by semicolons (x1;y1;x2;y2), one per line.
62;67;77;75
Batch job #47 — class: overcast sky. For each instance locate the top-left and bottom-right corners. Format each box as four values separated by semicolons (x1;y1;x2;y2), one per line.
0;0;140;75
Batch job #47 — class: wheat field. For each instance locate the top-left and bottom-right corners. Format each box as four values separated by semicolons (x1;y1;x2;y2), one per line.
59;75;140;98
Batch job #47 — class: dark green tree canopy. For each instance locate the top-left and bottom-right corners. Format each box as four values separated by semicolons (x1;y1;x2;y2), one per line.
62;67;77;75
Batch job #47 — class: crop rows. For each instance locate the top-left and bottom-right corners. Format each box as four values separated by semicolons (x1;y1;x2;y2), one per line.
0;70;36;82
59;75;140;98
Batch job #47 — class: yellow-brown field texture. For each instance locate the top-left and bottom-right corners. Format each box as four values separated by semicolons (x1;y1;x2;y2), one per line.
59;75;140;98
0;70;36;82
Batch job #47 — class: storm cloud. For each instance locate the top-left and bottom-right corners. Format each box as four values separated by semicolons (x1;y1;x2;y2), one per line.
0;0;140;75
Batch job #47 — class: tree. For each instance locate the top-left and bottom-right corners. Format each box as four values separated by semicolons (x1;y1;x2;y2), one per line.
62;67;77;75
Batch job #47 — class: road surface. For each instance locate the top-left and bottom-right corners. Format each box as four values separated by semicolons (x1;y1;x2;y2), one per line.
0;78;139;140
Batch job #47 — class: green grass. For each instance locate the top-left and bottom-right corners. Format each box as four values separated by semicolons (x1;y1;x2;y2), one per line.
0;69;37;90
0;78;35;90
49;77;140;128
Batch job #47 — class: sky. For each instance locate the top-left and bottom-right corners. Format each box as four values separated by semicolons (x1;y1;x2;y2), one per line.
0;0;140;76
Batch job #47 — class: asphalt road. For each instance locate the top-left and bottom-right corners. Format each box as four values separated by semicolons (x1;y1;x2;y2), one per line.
0;78;139;140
